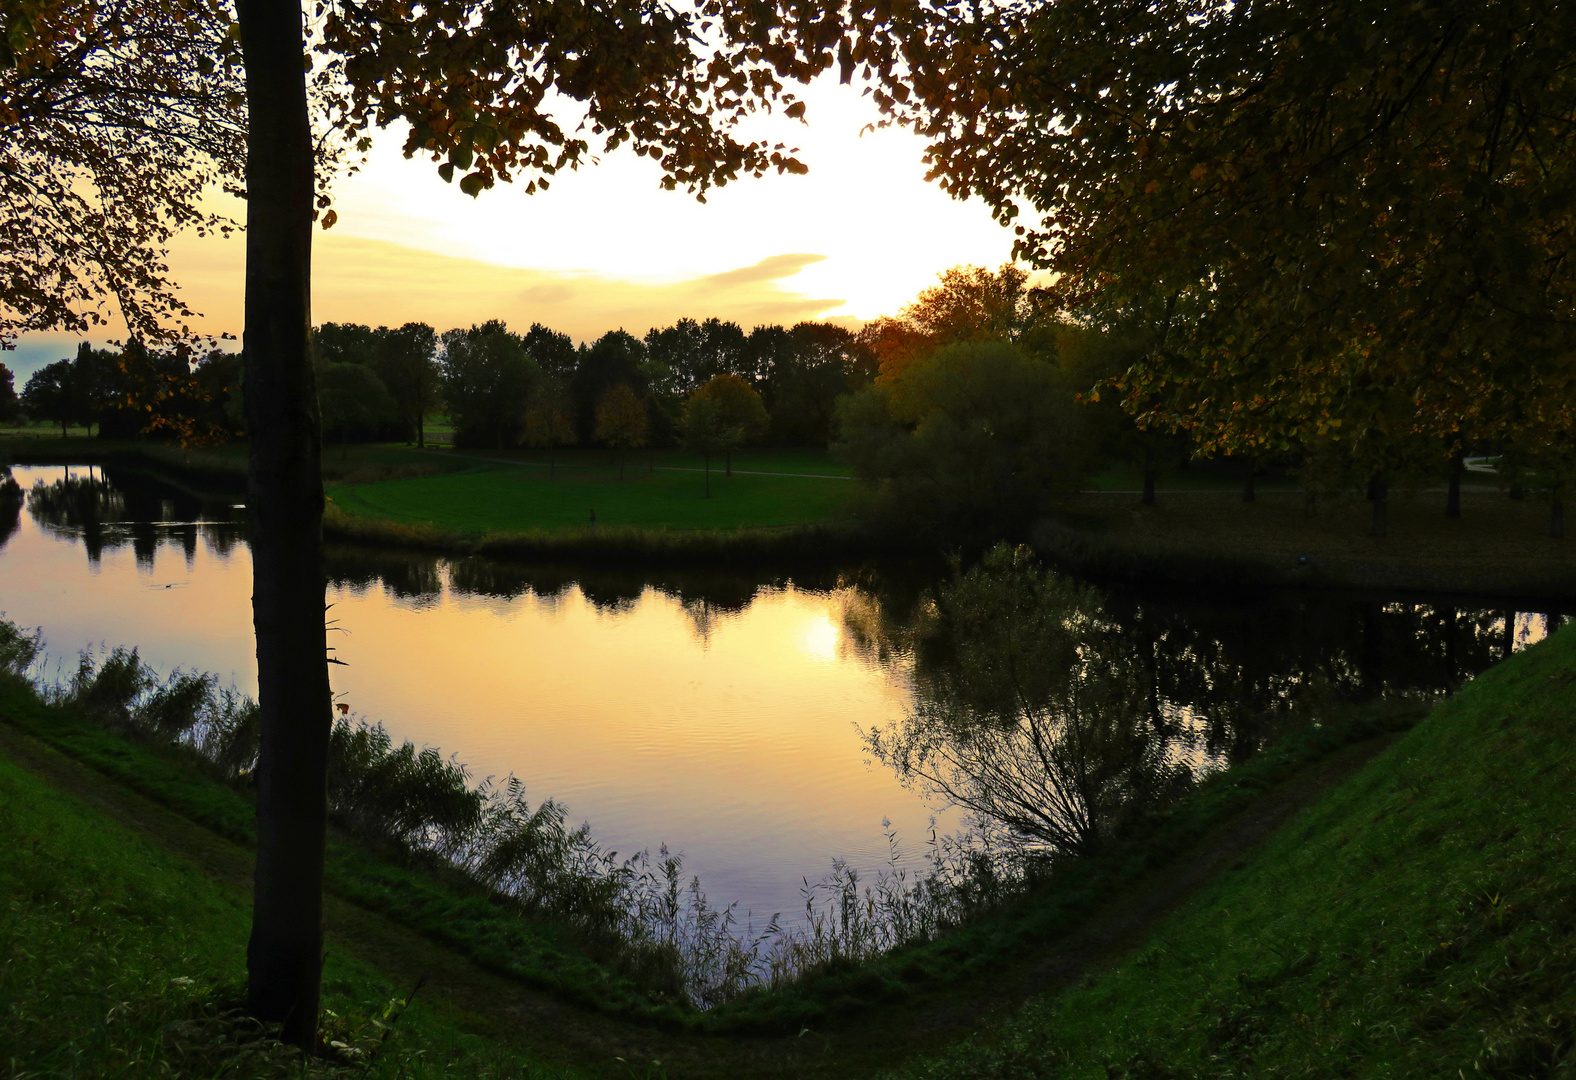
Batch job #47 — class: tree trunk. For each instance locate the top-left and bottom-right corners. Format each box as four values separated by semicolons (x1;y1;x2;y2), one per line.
1304;487;1318;517
1551;498;1565;540
238;0;330;1052
1502;611;1515;659
415;399;424;449
704;455;711;497
1510;484;1525;500
1141;445;1156;505
1445;449;1463;518
1368;474;1389;537
725;449;732;477
1242;455;1256;502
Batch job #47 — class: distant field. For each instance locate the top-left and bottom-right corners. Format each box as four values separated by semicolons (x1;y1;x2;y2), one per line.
328;451;855;535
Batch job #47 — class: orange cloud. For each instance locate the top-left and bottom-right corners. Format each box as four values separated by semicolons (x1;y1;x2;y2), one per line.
165;230;852;342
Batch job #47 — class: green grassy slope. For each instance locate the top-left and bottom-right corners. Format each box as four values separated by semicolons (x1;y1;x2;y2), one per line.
0;743;576;1079
895;625;1576;1079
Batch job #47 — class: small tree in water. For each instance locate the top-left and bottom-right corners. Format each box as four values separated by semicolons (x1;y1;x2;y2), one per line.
866;545;1191;858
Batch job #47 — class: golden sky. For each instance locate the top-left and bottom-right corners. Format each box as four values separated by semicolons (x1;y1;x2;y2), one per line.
8;73;1014;376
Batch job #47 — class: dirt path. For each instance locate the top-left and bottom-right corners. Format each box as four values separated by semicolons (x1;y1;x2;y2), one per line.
0;719;1397;1079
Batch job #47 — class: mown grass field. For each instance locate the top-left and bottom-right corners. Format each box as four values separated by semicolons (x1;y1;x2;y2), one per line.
892;623;1576;1080
327;449;855;535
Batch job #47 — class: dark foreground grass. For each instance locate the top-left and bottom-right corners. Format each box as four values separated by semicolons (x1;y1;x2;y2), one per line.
327;458;853;536
0;738;579;1079
0;658;1427;1044
891;624;1576;1080
0;676;697;1029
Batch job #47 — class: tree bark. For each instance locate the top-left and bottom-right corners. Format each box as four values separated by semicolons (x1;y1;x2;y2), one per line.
1242;455;1256;502
1141;445;1156;505
1445;448;1463;518
1368;474;1389;537
238;0;330;1051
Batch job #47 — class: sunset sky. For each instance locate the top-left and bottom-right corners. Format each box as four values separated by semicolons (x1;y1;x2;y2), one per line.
8;73;1015;380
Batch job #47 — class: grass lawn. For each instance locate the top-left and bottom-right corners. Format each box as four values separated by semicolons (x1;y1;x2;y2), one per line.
327;452;855;535
892;623;1576;1079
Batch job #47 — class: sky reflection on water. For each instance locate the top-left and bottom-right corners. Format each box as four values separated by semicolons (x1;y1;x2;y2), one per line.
2;462;1563;924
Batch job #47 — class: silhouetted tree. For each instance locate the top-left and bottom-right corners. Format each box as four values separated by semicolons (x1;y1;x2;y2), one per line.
373;323;440;447
523;323;577;382
318;362;397;457
21;359;86;436
571;330;646;442
440;321;539;448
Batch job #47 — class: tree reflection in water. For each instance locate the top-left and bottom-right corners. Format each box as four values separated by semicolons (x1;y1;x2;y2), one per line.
23;467;243;567
851;547;1563;861
866;546;1192;857
0;469;22;553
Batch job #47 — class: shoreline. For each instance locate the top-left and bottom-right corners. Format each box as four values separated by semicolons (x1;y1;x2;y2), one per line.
8;440;1574;601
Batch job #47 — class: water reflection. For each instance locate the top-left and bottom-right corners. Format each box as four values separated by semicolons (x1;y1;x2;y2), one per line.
5;462;1571;919
0;468;22;553
867;547;1192;857
23;465;244;569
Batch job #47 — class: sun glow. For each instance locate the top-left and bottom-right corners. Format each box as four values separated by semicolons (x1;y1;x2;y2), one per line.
801;615;840;662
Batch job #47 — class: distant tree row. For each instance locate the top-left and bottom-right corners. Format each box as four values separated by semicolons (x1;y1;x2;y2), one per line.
308;316;874;459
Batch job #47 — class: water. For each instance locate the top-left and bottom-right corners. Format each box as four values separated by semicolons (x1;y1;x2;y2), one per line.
1;463;1563;921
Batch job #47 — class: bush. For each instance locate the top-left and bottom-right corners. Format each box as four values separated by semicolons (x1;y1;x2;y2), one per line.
833;340;1091;541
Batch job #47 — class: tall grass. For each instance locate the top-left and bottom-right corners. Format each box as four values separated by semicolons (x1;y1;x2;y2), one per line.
0;618;1014;1012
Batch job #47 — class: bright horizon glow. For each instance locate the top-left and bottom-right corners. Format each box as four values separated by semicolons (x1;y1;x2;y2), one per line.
6;72;1016;379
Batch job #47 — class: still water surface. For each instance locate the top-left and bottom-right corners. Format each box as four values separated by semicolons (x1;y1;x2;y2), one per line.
0;463;1561;922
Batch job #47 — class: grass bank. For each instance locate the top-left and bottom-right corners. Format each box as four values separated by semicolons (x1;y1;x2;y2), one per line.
0;626;1435;1062
0;715;579;1079
1035;485;1576;602
891;620;1576;1079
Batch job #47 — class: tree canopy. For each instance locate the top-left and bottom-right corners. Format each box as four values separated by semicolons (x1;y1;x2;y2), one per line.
0;0;245;346
863;0;1576;466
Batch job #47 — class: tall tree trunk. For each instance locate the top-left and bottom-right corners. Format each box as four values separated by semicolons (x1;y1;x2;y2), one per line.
238;0;330;1051
1368;474;1389;537
1141;445;1156;506
704;455;711;497
1445;448;1463;518
1502;611;1515;659
1242;455;1256;502
725;449;732;477
415;397;424;448
1551;497;1565;540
